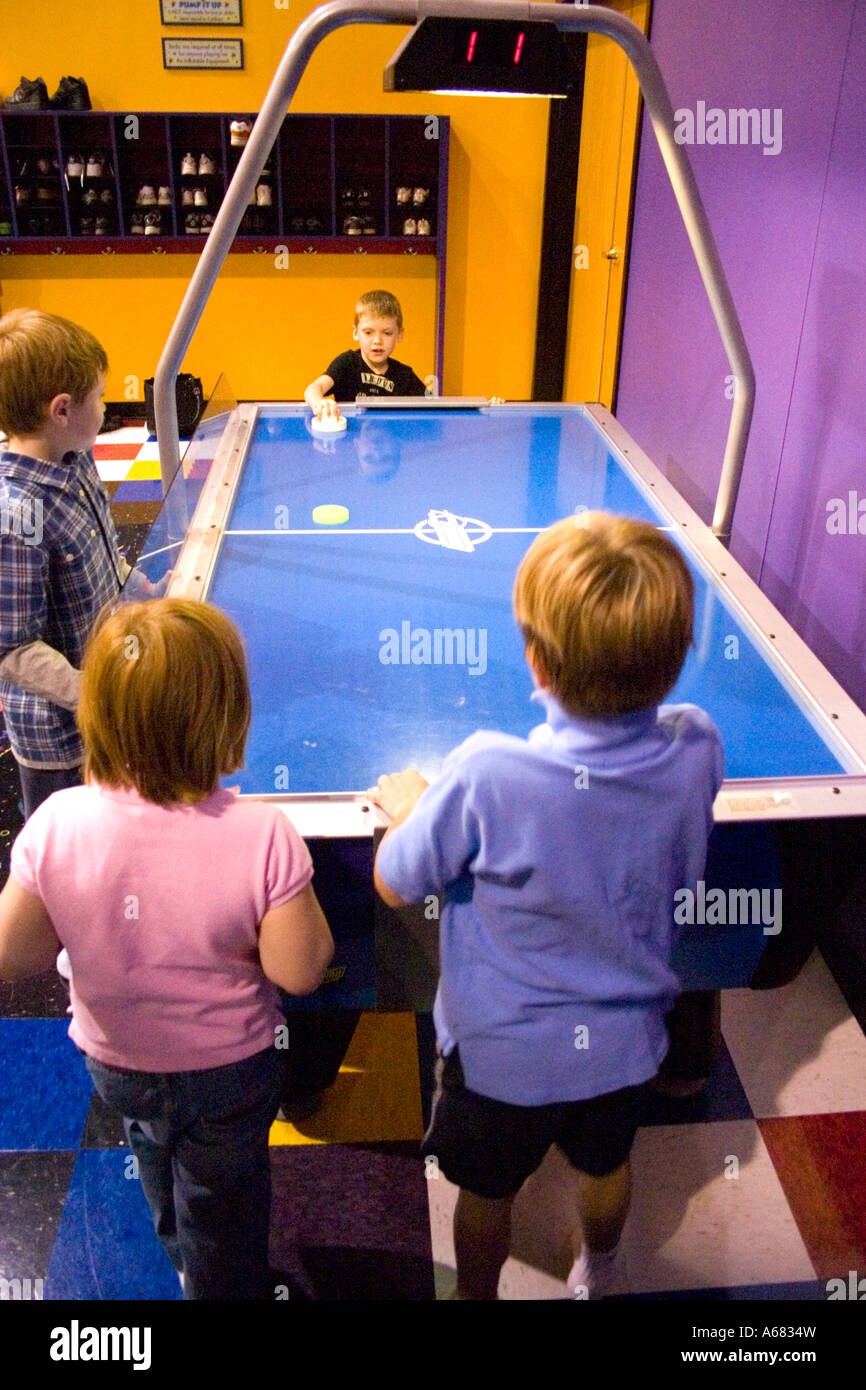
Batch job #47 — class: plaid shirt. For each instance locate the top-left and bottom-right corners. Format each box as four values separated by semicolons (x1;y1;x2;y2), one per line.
0;449;124;768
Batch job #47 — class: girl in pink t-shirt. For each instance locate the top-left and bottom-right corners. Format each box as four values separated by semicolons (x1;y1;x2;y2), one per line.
0;598;334;1299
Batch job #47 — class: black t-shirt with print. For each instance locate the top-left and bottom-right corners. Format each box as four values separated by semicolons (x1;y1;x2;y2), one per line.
324;349;428;401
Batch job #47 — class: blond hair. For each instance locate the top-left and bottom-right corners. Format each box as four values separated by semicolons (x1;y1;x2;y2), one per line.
513;512;694;716
0;308;108;436
354;290;403;330
78;599;251;806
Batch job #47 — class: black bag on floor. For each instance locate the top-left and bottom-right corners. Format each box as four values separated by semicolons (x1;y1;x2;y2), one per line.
144;373;204;437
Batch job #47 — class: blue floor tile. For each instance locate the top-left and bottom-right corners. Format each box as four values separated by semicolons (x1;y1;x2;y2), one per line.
46;1149;180;1301
0;1020;93;1150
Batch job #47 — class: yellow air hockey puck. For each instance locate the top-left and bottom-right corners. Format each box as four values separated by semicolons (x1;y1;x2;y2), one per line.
312;504;350;526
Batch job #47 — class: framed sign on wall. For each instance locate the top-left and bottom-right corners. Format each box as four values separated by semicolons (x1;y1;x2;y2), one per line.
162;36;244;68
160;1;243;25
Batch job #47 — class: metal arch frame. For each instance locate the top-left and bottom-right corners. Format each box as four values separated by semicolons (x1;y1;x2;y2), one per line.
154;0;755;543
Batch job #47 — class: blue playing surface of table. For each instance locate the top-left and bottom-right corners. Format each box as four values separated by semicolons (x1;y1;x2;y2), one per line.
189;406;848;795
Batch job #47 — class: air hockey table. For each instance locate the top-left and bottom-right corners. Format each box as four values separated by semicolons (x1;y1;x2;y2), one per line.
133;398;866;1017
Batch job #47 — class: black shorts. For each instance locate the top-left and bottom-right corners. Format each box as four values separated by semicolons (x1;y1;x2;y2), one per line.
422;1049;648;1199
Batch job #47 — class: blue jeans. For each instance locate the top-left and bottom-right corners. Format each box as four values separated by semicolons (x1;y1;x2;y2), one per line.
84;1045;283;1300
18;762;82;820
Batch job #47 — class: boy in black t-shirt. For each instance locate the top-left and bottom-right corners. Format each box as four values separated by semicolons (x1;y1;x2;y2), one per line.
304;290;428;420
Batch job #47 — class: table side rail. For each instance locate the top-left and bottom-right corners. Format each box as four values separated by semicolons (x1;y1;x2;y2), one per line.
587;404;866;780
168;404;259;603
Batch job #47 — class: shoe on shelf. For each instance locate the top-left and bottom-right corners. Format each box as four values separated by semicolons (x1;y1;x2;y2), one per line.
412;186;429;206
402;217;417;236
66;153;84;179
306;216;323;234
99;187;114;205
85;152;105;178
255;183;272;207
198;153;217;176
184;212;201;234
356;186;371;209
50;76;91;110
180;152;197;176
0;219;12;236
94;216;110;236
417;217;431;236
290;215;305;234
130;213;145;234
136;185;156;205
339;187;354;209
193;187;208;207
4;76;49;109
343;215;362;235
230;119;252;146
82;188;99;208
14;186;31;207
201;213;215;233
36;185;59;203
395;185;411;204
181;187;195;207
79;216;95;235
361;216;376;235
144;212;161;236
157;186;171;206
36;156;54;175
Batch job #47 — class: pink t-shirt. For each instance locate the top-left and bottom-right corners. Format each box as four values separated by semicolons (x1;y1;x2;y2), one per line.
11;784;314;1071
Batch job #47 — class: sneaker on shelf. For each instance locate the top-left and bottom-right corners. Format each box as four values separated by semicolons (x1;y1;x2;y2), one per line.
184;212;201;234
180;153;197;176
193;187;208;207
198;153;217;176
402;217;417;236
201;213;215;233
85;152;105;178
50;76;91;111
230;119;252;146
356;186;371;209
343;215;363;235
66;153;84;179
361;216;376;235
136;185;156;205
290;215;305;234
14;186;31;206
417;217;431;236
79;216;95;235
99;187;114;205
82;188;99;208
181;187;195;207
144;212;161;236
36;186;55;203
412;186;429;206
130;213;145;234
395;185;411;204
306;216;323;234
339;187;355;210
157;186;171;206
94;216;110;236
36;156;54;175
255;183;272;207
4;76;49;109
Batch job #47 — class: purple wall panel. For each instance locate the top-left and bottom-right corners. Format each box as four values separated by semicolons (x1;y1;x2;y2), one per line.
616;0;854;580
759;1;866;707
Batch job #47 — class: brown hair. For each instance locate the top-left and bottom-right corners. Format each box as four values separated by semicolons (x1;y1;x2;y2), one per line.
354;290;403;330
78;599;251;806
513;512;694;717
0;308;108;436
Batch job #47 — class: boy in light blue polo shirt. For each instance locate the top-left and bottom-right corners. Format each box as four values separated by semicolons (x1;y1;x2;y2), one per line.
368;512;724;1300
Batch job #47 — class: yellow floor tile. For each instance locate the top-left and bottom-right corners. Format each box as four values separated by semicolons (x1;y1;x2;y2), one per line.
269;1011;424;1146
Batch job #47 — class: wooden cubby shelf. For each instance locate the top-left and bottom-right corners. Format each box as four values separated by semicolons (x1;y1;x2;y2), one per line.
0;111;449;257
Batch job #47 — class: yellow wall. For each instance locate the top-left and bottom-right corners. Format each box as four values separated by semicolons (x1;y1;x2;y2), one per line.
0;0;550;401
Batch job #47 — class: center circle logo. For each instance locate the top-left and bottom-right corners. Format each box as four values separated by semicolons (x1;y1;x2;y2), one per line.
414;509;492;552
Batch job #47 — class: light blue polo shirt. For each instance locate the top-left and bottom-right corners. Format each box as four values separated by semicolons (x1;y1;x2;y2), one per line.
376;692;724;1105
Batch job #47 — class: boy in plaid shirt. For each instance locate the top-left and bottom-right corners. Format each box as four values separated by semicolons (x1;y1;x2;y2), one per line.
0;309;148;818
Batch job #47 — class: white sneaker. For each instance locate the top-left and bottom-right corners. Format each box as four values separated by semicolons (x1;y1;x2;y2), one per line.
567;1243;627;1300
181;153;197;176
230;119;252;146
56;948;72;982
